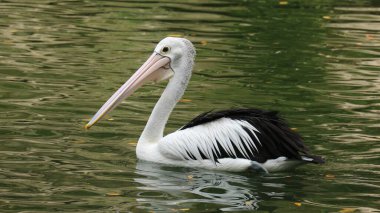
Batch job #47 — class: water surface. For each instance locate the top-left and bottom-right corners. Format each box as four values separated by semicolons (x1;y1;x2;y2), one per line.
0;0;379;212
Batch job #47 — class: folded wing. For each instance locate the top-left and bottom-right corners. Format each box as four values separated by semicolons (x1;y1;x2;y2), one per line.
158;109;324;164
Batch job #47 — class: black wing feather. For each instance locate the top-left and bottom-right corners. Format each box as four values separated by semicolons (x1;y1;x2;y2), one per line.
181;108;324;164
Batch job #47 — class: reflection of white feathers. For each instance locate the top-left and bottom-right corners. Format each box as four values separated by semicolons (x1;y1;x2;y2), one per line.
159;118;261;162
134;161;260;211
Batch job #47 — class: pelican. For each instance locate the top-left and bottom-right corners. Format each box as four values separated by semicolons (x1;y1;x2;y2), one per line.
85;37;324;173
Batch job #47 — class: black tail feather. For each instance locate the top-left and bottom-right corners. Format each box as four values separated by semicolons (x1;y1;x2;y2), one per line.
303;154;325;164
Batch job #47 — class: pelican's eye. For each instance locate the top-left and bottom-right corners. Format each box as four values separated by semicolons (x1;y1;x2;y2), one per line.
161;46;170;54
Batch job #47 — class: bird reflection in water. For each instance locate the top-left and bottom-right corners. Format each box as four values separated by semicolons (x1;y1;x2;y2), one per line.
134;160;261;211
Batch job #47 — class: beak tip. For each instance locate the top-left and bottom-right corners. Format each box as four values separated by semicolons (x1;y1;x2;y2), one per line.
84;123;91;130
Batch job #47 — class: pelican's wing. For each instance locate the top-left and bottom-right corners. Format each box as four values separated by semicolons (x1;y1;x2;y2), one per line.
158;109;324;164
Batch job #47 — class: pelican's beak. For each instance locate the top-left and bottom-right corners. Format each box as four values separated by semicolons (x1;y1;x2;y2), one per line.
85;53;173;129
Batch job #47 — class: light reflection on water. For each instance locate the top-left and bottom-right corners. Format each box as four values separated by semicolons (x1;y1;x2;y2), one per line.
322;6;380;155
0;0;379;212
134;162;261;211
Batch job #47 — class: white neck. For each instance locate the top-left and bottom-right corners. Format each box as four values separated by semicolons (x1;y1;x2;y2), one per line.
138;61;193;144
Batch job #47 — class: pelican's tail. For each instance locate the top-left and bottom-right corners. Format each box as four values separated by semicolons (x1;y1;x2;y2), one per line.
301;155;325;164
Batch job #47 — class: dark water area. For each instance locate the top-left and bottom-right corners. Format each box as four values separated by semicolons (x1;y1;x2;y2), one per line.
0;0;379;212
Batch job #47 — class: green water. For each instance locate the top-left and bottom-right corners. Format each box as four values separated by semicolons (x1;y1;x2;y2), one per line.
1;0;379;212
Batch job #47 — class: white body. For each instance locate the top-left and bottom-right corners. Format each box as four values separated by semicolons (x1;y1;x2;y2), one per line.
137;143;303;173
136;118;304;173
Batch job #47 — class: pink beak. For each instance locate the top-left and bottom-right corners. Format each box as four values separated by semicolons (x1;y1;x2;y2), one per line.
85;53;172;129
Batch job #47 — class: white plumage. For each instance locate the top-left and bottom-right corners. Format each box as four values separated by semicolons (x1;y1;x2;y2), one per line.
159;118;261;162
86;37;324;173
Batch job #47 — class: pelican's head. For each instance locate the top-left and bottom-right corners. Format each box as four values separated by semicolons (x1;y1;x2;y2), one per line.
154;37;196;73
85;37;196;129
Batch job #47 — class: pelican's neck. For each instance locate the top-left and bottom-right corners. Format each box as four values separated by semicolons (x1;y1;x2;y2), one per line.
139;63;193;144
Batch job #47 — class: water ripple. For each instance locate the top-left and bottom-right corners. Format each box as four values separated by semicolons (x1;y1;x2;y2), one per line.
0;0;379;212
